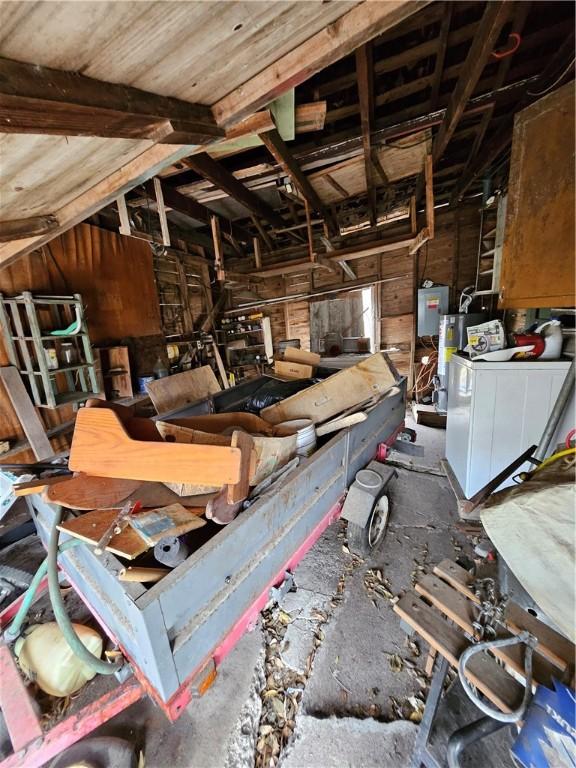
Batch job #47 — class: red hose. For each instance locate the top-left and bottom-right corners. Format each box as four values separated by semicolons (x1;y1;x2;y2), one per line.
492;32;521;60
565;428;576;449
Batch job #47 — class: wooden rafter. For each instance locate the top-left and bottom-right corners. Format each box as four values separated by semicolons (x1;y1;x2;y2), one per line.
141;180;251;244
432;1;511;164
429;3;453;111
0;215;59;243
259;128;325;215
457;3;531;194
213;0;430;126
356;43;377;226
0;57;223;144
183;152;288;231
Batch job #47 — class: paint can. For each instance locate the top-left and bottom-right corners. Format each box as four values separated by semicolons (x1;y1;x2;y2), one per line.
137;374;155;394
276;418;316;457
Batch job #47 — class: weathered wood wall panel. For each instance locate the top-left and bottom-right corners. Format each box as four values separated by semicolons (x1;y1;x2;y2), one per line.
0;224;162;461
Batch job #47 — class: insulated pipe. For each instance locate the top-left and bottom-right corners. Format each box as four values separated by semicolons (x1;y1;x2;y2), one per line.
447;717;511;768
534;360;575;462
47;508;123;676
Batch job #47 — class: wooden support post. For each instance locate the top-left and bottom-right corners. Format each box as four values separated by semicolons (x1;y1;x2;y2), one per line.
424;156;435;240
117;195;131;237
153;178;171;247
410;195;417;236
304;198;315;263
253;237;262;270
210;336;230;390
210;216;225;282
0;367;52;460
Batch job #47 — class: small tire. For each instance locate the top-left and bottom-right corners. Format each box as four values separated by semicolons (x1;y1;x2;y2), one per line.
346;494;390;557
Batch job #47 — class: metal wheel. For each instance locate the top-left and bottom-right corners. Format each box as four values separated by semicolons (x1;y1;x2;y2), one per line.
347;493;390;556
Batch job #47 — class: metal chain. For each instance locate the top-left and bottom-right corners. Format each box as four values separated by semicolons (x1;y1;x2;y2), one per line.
471;577;509;641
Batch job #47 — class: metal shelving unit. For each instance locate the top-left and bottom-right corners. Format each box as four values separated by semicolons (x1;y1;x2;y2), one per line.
0;292;99;408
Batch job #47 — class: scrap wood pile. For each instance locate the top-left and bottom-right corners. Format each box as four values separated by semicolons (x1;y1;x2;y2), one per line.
13;353;398;584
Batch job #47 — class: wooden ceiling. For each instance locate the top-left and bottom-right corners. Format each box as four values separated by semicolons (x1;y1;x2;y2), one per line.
116;0;575;267
0;0;574;272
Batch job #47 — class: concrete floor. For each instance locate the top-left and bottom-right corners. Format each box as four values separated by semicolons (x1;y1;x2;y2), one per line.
55;414;512;768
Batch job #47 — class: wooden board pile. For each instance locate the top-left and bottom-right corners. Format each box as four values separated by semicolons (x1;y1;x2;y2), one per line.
14;353;398;583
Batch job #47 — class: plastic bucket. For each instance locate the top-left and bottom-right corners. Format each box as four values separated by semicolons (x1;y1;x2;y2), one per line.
275;418;316;457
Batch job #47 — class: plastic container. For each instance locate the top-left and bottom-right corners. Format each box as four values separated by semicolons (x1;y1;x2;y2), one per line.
535;319;563;360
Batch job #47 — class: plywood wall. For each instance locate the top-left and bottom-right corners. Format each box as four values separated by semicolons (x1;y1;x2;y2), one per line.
0;224;162;461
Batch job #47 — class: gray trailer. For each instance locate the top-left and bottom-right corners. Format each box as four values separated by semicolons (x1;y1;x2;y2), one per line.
30;376;406;718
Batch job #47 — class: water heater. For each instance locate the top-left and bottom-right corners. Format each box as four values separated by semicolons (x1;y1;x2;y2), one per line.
434;313;485;412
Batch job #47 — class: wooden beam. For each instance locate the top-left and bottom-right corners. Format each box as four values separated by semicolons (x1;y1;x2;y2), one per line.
0;57;223;144
116;195;131;237
250;260;326;278
259;128;326;215
251;216;274;251
424;155;435;239
409;195;417;235
210;216;225;282
142;180;251;243
0;367;52;460
324;175;349;200
429;2;453;111
184;152;287;230
432;2;510;164
356;43;377;226
153;178;171;247
457;3;531;191
304;199;315;262
253;237;262;270
0;215;59;243
213;1;430;126
327;235;416;264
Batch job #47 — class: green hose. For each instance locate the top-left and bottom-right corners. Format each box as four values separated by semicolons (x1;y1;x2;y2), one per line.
5;538;82;641
45;508;123;676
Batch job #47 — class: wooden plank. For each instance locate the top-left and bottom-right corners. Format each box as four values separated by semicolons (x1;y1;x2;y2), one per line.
295;102;327;134
128;503;205;546
409;195;417;235
429;2;452;110
184;152;287;230
227;431;253;504
424;155;435;239
432;2;510;163
210;336;230;390
415;573;563;686
116;195;131;236
394;592;524;713
146;366;221;415
0;56;223;143
58;508;151;559
433;560;575;673
69;407;242;486
12;475;71;497
153;178;171;247
213;1;429;125
0;215;59;243
253;237;262;270
328;236;415;264
261;353;397;425
356;43;377;226
210;216;225;283
259;128;326;215
0;367;52;460
44;474;143;510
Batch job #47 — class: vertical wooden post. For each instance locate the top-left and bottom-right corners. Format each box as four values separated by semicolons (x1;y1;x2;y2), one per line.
424;155;435;239
304;198;315;262
210;215;225;281
409;195;417;236
153;177;171;247
253;237;262;270
117;195;131;237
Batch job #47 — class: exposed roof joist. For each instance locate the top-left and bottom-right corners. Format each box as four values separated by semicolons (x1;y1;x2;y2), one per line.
356;43;379;227
0;57;223;144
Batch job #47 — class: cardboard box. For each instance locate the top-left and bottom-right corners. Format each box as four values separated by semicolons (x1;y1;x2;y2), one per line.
274;360;314;380
281;347;321;366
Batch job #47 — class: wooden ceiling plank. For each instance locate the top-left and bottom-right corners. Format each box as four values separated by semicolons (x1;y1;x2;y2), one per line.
212;1;431;127
429;2;453;111
432;1;511;164
356;43;377;226
183;152;287;231
0;57;223;144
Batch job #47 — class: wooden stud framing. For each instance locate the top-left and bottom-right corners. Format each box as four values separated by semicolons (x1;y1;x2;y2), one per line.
116;195;131;237
253;237;262;270
356;43;377;226
424;155;435;239
429;2;453;110
0;215;59;243
409;195;417;235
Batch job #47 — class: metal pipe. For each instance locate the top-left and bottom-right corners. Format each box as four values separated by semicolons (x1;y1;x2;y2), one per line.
447;717;510;768
534;359;575;461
